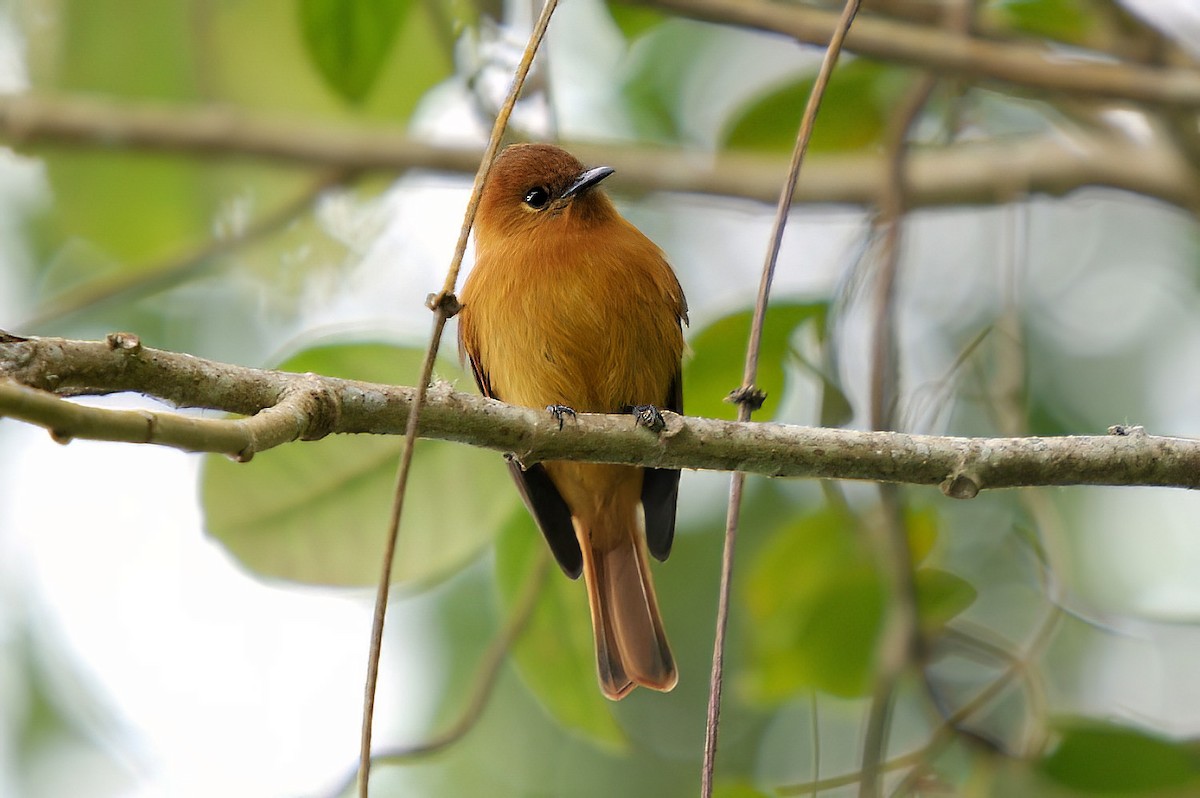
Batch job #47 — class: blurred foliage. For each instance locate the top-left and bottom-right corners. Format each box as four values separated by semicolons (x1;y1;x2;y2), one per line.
684;302;832;421
744;504;886;699
606;3;668;41
494;507;627;748
1037;719;1200;793
618;19;720;143
298;0;413;104
202;342;516;587
743;504;975;701
711;783;772;798
19;0;451;351
33;0;209;270
984;0;1095;44
4;625;132;796
5;0;1200;796
724;60;915;154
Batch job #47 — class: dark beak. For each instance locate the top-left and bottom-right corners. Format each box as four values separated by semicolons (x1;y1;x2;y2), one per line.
560;166;615;200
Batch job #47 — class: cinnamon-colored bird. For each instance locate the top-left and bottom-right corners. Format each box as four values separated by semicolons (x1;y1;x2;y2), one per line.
458;143;688;699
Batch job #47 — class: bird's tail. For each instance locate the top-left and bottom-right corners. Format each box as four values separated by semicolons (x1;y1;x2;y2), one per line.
576;514;677;700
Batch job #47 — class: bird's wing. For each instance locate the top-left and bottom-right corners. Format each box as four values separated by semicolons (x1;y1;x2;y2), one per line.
505;459;582;578
463;343;584;579
641;370;682;562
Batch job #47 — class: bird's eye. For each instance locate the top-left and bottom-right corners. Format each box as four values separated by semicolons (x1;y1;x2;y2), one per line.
523;186;551;210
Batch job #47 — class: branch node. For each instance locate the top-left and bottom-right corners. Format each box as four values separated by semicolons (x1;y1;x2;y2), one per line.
426;291;462;318
658;411;684;439
106;331;142;353
295;376;341;441
726;385;766;411
1108;424;1146;437
941;472;980;500
48;428;73;445
139;410;158;442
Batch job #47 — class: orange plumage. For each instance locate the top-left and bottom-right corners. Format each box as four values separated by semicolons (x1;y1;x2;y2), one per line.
458;143;688;699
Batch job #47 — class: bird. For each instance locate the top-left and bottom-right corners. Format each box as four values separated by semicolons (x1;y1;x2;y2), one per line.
458;143;688;700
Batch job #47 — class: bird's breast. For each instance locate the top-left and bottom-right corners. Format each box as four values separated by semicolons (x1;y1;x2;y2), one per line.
462;230;682;413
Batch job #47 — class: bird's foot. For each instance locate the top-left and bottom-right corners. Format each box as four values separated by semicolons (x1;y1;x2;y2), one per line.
632;404;666;433
546;404;577;431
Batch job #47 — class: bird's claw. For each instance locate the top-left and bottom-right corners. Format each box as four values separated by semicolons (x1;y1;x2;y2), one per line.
546;404;577;431
632;404;666;433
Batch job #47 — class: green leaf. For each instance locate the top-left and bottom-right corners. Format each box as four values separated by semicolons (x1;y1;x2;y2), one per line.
201;342;515;587
298;0;412;104
684;302;827;421
742;506;884;699
27;1;212;275
906;505;940;565
1038;719;1200;793
37;152;211;280
817;367;854;428
987;0;1093;44
914;568;976;633
607;4;667;40
619;21;718;142
724;60;913;154
47;0;197;99
494;509;627;749
208;0;450;122
712;782;772;798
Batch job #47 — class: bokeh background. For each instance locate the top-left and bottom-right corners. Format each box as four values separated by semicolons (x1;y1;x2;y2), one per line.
3;1;1200;796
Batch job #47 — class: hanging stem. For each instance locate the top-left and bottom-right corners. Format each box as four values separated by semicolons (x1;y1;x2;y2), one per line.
700;1;863;795
356;3;562;796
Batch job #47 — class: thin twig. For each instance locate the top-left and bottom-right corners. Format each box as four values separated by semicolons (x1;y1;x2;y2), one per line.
777;747;929;796
809;691;821;798
857;486;911;798
702;473;747;798
700;2;862;795
356;2;561;796
859;73;939;798
318;551;550;798
862;4;977;791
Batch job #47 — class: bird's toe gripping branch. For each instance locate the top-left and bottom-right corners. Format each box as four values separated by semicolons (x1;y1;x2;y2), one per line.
546;404;577;431
631;404;666;434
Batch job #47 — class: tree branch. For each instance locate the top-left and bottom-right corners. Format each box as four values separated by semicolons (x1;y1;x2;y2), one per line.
635;0;1200;110
3;333;1200;495
1;93;1196;210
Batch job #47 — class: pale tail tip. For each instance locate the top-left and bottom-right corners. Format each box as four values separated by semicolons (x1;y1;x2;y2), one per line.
600;670;678;701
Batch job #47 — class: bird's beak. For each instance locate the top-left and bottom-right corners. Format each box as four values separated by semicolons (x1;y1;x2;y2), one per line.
561;166;615;200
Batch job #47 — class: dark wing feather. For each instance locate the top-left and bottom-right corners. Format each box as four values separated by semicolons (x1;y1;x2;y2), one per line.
642;371;683;562
506;460;582;578
464;343;584;579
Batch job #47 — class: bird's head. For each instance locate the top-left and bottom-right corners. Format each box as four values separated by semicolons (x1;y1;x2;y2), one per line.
476;143;618;241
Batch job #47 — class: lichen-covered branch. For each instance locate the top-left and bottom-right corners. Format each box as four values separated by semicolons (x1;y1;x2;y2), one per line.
2;332;1199;496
